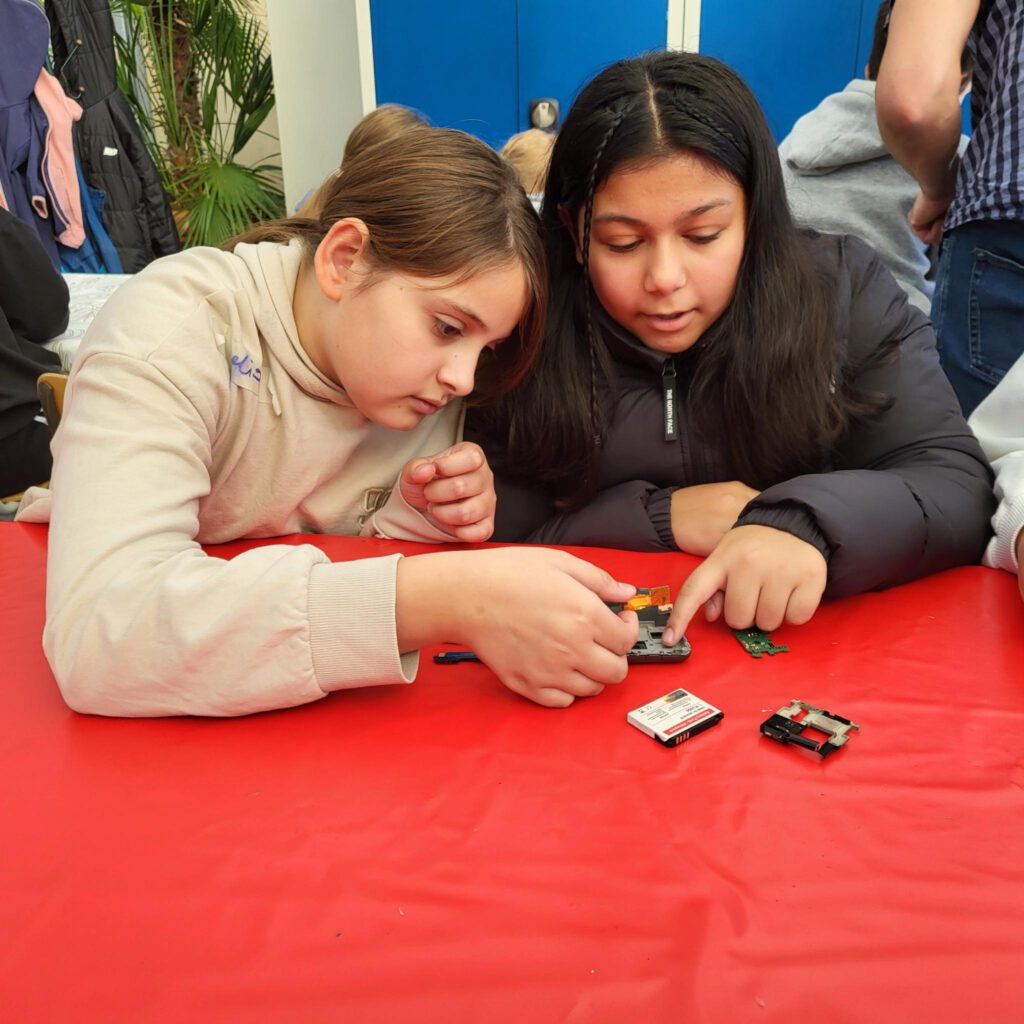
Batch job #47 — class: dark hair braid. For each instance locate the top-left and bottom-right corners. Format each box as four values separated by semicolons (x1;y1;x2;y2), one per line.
666;87;746;160
580;104;628;477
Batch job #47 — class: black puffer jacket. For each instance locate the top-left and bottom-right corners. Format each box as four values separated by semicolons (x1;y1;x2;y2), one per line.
0;207;67;439
470;234;995;598
46;0;180;271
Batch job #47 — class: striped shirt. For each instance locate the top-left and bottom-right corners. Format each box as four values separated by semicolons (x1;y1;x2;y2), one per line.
948;0;1024;229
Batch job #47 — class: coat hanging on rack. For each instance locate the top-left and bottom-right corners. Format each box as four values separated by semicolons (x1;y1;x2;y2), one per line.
45;0;180;271
0;0;64;266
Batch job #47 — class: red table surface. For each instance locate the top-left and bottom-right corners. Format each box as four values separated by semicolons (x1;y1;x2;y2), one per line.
1;521;1023;1023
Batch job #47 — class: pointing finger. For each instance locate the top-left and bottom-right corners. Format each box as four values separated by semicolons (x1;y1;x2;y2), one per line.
663;562;727;645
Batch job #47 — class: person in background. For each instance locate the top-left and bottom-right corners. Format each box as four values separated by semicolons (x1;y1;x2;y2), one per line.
295;104;428;218
19;128;639;717
876;0;1024;415
501;128;555;212
969;350;1024;601
780;0;972;314
0;206;68;496
468;50;994;646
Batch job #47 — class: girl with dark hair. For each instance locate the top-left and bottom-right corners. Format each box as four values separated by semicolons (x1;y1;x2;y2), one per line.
469;51;993;644
19;127;639;716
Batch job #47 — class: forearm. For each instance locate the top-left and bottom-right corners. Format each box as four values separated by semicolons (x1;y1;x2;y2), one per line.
876;91;962;201
395;551;479;650
874;0;976;200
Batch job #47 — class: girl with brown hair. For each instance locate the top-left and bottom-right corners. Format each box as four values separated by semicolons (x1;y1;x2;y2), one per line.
21;127;639;716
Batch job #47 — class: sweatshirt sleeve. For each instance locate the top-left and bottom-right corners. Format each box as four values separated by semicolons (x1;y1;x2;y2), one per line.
361;483;462;543
44;350;416;718
968;353;1024;573
737;235;994;597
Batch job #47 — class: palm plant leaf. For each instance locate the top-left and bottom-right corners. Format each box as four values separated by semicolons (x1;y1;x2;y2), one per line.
175;157;284;248
110;0;284;247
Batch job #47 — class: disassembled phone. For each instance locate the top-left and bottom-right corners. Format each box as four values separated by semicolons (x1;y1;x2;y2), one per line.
609;586;691;663
760;699;860;757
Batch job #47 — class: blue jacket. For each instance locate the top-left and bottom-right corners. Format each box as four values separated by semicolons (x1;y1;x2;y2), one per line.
0;0;60;266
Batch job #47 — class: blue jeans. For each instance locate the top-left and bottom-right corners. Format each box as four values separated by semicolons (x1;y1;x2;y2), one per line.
931;219;1024;416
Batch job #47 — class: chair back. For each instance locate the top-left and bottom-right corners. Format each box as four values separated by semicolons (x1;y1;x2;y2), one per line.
37;372;69;435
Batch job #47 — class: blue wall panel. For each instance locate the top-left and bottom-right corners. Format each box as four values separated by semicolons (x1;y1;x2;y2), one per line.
369;0;519;148
699;0;865;141
516;0;666;136
370;1;667;149
369;3;948;153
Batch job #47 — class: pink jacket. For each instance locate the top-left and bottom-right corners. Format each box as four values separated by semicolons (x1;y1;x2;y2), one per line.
33;67;84;248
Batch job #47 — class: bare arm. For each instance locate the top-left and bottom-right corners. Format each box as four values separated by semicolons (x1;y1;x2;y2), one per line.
875;0;977;205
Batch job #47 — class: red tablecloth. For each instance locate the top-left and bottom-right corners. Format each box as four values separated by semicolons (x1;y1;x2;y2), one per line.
2;522;1023;1023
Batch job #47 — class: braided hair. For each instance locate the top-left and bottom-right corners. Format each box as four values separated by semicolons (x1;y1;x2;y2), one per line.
579;104;627;489
475;50;873;505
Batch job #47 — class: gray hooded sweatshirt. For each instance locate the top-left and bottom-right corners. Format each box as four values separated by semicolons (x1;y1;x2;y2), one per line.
779;79;933;313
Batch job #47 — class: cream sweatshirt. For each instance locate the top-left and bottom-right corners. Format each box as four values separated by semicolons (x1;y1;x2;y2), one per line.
969;352;1024;574
17;240;465;716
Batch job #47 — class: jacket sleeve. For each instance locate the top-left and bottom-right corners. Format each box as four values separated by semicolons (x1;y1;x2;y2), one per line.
0;209;70;340
968;352;1024;573
489;470;677;550
121;106;181;260
737;235;994;597
43;349;417;718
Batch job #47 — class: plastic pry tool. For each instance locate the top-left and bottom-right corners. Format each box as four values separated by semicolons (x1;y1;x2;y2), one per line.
733;627;789;659
432;651;480;664
760;700;860;758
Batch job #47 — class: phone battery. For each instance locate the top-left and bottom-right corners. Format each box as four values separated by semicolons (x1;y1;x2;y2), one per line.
627;688;724;747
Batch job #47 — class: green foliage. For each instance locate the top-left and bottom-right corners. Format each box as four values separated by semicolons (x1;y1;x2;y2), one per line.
112;0;285;247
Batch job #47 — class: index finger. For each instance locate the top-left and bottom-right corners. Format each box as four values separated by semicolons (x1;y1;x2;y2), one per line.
663;561;728;645
431;442;486;478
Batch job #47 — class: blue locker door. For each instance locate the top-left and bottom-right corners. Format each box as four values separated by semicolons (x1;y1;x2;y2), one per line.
516;0;667;135
699;0;866;141
369;0;519;148
855;0;881;72
370;2;668;150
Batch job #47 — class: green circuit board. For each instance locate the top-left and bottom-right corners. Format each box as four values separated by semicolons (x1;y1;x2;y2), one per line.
733;627;789;659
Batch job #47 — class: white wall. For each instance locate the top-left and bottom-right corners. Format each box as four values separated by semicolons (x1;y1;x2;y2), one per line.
265;0;376;211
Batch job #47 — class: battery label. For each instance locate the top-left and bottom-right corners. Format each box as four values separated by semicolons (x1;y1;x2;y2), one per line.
627;688;724;747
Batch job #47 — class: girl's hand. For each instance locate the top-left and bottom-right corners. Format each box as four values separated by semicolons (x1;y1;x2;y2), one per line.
670;481;760;556
399;441;496;542
396;548;640;708
662;525;827;645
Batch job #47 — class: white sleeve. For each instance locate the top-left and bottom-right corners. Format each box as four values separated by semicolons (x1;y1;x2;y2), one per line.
44;351;414;717
969;355;1024;573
